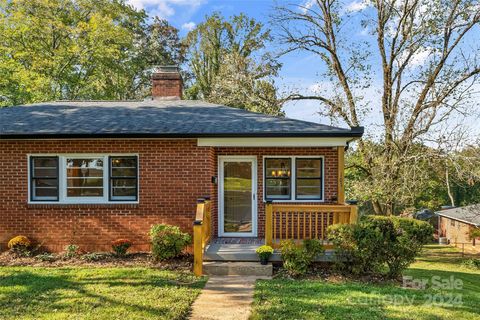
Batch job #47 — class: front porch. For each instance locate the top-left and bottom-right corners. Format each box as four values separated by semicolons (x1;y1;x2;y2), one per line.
192;146;357;276
193;199;358;275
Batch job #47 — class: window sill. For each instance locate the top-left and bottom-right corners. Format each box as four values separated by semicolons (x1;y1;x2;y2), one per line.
27;202;139;209
264;199;325;203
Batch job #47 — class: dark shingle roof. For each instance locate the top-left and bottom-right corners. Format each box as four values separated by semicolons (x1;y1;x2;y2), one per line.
436;204;480;226
0;100;363;138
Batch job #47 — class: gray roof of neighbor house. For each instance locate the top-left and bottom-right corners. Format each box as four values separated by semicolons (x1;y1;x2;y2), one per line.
436;204;480;227
0;100;363;139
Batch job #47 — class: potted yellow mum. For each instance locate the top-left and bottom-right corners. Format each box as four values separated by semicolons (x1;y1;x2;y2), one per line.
256;245;274;265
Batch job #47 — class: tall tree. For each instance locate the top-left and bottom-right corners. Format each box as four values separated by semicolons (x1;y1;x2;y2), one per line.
428;137;480;207
275;0;480;214
0;0;145;105
127;17;186;99
185;13;284;115
0;0;184;105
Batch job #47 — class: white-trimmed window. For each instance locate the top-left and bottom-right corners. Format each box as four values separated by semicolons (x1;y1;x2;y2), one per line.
109;156;138;201
264;158;291;200
30;157;59;201
264;156;323;201
29;155;138;203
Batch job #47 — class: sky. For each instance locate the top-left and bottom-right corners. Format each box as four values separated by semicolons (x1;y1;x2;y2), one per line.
126;0;480;141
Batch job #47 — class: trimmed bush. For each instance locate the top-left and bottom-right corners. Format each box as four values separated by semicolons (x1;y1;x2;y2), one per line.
81;252;108;262
7;236;31;256
470;228;480;239
35;253;57;262
280;239;324;277
462;258;480;269
328;215;433;278
112;239;132;257
150;224;191;261
64;244;79;259
385;216;433;277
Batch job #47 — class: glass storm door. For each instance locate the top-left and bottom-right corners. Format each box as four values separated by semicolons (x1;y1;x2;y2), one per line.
219;156;257;237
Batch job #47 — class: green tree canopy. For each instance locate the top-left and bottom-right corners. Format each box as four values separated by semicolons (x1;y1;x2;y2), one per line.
0;0;183;106
184;13;284;116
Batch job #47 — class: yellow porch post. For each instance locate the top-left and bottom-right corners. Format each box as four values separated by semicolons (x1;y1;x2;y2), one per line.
193;222;203;276
193;198;205;276
337;146;345;204
265;201;273;246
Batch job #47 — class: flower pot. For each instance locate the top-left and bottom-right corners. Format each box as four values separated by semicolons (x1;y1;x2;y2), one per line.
260;257;269;265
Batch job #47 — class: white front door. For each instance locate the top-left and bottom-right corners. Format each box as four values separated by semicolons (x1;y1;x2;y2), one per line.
218;156;257;237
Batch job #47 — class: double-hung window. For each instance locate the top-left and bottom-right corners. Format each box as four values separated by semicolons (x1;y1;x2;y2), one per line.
110;157;138;201
264;157;323;201
264;158;291;200
30;157;59;201
29;155;138;203
295;158;322;200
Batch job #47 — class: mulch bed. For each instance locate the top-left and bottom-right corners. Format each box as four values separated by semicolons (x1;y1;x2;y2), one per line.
0;250;193;271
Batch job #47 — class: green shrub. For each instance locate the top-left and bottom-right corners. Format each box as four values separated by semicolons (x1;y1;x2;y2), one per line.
81;252;108;262
385;216;433;278
470;228;480;239
303;239;324;256
280;239;324;277
64;244;79;259
462;258;480;269
150;224;191;261
328;215;433;278
112;239;132;257
35;253;57;262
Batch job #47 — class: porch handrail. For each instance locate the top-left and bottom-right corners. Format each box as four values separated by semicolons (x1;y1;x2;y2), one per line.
193;197;211;276
265;202;358;247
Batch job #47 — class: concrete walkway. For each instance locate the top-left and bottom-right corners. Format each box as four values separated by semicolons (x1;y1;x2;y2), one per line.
190;276;269;320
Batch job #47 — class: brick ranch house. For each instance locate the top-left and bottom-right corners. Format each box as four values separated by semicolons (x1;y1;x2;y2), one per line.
437;204;480;253
0;67;363;253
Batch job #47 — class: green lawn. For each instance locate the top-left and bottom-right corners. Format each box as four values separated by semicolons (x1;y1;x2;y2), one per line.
252;245;480;320
0;267;205;320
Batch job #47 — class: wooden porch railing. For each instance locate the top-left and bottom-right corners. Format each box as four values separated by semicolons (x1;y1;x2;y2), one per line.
265;202;358;247
193;197;211;276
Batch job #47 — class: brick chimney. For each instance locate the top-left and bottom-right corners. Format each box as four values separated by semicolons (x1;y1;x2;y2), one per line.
151;66;182;100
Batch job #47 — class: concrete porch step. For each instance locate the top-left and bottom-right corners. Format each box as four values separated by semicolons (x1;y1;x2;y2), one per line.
204;244;269;262
203;261;273;276
204;243;337;262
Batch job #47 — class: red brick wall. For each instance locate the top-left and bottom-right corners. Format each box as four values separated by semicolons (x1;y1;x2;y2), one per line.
439;216;473;244
212;147;339;238
0;140;339;251
0;139;212;252
439;216;479;253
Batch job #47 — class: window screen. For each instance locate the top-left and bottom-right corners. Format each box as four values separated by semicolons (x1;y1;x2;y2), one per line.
296;158;322;200
265;158;291;200
30;157;59;201
109;156;138;201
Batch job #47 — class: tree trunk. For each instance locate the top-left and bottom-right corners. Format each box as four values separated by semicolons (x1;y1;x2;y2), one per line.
372;200;384;215
445;166;455;207
385;201;394;216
